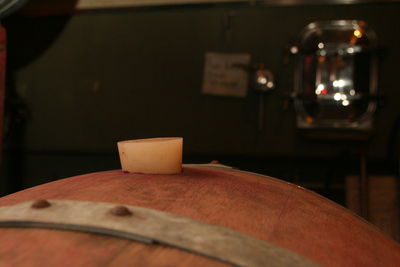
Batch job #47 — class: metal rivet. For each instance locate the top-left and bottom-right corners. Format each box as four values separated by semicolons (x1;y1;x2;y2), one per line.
31;199;51;209
110;205;133;216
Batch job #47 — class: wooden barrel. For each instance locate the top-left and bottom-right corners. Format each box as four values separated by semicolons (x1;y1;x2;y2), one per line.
0;166;399;266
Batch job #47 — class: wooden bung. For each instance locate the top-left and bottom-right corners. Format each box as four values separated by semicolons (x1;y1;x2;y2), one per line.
117;137;183;174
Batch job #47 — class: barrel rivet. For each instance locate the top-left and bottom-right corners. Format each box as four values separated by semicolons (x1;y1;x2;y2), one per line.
31;199;51;209
110;205;133;216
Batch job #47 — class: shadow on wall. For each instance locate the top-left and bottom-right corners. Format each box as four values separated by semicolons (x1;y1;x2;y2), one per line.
2;14;72;194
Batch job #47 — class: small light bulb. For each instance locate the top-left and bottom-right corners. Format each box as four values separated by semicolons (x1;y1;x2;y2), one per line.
257;77;267;85
315;84;325;95
317;84;325;90
290;46;298;54
354;29;362;38
333;79;345;87
334;93;342;101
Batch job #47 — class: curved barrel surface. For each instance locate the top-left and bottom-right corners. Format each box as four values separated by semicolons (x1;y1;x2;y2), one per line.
0;166;399;266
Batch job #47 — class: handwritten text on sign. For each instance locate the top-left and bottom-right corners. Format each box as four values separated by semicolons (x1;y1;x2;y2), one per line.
202;52;251;98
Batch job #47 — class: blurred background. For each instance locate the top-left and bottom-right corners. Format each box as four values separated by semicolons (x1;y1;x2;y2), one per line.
0;0;399;239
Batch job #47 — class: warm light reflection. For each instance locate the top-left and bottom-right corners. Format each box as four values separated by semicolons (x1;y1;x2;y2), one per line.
267;81;274;88
347;47;355;54
334;93;342;101
315;84;328;95
290;46;298;54
315;84;324;94
317;84;324;90
305;116;314;124
332;92;351;105
257;77;267;85
354;29;362;38
333;79;346;87
318;56;326;63
350;89;355;96
318;42;324;49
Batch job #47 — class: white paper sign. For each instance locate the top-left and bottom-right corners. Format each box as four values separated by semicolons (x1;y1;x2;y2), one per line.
202;52;251;98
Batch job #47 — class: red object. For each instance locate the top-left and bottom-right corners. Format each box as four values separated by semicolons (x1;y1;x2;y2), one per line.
0;25;5;155
0;167;399;266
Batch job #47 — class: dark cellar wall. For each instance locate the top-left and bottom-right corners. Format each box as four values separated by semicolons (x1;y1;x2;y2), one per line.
1;3;400;194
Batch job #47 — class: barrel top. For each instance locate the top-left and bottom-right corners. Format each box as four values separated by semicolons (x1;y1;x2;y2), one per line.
0;166;399;266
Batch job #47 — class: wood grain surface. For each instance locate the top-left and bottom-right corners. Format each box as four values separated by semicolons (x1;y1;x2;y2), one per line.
0;167;399;266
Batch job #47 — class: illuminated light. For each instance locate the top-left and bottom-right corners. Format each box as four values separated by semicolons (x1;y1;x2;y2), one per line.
341;94;347;100
347;47;355;54
315;84;325;94
257;77;267;84
350;89;356;96
342;100;350;106
315;84;326;95
305;116;314;124
318;56;326;63
334;93;342;101
354;29;362;38
267;81;274;88
290;46;298;54
319;50;326;56
333;79;346;87
318;42;324;49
